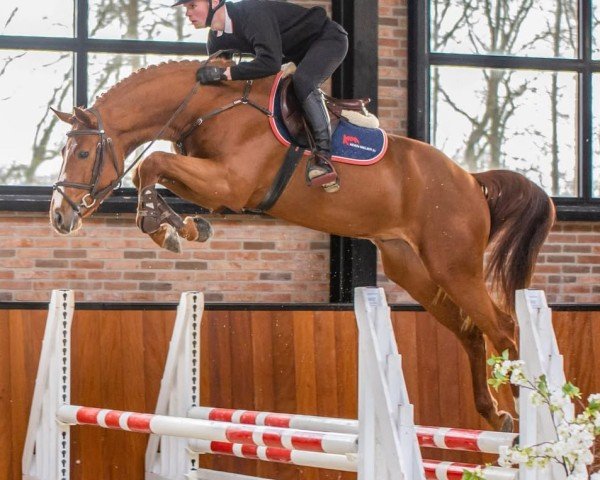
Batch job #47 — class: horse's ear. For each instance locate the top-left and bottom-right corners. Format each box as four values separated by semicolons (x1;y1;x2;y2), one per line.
50;107;74;124
73;107;97;128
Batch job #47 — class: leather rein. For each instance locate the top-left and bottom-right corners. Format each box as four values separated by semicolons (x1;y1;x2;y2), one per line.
53;52;272;217
176;79;272;155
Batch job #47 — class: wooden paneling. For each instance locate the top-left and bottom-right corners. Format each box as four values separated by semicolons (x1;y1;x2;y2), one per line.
1;308;599;479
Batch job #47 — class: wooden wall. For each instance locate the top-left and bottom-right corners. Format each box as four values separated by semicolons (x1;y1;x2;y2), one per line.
1;307;599;479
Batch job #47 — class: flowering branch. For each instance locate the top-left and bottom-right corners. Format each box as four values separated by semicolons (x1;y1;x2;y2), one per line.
464;351;600;480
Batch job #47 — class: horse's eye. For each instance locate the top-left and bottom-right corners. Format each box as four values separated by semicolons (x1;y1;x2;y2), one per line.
78;151;89;159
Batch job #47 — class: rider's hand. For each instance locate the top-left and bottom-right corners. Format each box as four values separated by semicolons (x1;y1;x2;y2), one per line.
196;66;227;84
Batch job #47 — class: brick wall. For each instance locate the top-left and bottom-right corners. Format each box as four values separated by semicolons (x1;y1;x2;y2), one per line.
1;212;598;304
1;1;598;305
378;222;600;305
378;0;408;134
0;212;329;303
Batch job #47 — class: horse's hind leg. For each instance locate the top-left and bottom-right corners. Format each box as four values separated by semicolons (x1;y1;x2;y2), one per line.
376;239;514;432
418;227;518;360
417;224;519;418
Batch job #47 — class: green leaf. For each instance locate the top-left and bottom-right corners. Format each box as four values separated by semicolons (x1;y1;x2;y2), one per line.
562;382;581;399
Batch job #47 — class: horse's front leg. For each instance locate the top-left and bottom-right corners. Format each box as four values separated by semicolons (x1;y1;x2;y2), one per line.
131;155;218;252
132;151;244;252
137;185;215;252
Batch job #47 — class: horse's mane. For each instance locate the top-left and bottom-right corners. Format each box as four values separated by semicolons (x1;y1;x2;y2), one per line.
93;58;235;105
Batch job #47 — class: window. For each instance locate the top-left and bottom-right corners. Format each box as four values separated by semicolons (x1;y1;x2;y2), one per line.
410;0;600;218
0;0;207;204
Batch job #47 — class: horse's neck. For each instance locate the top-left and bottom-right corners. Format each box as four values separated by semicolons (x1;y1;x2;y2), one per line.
96;68;274;159
95;70;201;156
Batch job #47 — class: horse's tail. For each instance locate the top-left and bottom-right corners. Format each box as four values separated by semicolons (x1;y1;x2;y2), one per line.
472;170;556;313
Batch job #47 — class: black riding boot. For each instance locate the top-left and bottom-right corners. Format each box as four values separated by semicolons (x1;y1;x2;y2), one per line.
302;89;339;191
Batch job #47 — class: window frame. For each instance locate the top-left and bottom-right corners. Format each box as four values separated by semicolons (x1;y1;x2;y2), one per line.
0;0;206;213
0;0;380;303
408;0;600;221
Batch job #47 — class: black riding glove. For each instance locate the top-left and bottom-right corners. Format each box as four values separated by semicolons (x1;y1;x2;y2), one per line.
196;66;227;84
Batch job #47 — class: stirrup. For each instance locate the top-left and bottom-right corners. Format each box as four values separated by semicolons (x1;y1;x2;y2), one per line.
306;154;340;193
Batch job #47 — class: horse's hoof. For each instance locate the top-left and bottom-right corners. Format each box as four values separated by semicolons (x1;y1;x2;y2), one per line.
191;216;213;242
498;411;514;433
163;225;182;253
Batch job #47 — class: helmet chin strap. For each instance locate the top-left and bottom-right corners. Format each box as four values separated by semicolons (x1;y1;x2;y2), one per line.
206;0;226;28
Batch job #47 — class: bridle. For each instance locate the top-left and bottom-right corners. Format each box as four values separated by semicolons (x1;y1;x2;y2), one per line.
53;108;122;215
52;81;202;217
52;50;271;217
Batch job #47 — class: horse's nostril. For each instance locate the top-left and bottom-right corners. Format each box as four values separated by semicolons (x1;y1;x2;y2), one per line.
53;210;63;227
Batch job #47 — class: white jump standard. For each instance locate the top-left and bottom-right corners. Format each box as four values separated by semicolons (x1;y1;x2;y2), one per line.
23;288;425;480
22;288;569;480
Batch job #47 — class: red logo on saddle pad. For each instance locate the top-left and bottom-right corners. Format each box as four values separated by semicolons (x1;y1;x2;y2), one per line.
343;134;361;146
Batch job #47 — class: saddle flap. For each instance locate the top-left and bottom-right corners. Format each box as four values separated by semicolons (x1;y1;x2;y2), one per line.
279;76;340;147
279;76;306;141
270;72;388;165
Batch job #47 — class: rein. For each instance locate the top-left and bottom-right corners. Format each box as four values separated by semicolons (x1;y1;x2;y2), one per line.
176;79;272;155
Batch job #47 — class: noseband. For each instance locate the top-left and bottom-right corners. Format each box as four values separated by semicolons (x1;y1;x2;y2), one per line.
53;108;122;216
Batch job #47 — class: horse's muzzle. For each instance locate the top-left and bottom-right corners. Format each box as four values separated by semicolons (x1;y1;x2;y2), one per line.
50;199;82;235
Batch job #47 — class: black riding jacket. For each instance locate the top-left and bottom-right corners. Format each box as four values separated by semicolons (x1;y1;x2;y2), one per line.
207;0;346;80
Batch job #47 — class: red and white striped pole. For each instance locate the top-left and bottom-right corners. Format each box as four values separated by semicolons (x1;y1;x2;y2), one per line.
416;426;517;455
189;439;358;472
57;405;358;455
189;406;358;434
423;460;518;480
189;406;518;454
189;439;518;480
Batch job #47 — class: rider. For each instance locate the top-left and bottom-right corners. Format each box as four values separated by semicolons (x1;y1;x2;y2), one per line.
172;0;349;191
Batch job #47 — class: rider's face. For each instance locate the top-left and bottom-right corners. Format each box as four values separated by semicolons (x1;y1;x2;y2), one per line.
184;1;209;29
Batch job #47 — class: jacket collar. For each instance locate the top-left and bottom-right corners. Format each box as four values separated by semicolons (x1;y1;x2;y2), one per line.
215;3;233;36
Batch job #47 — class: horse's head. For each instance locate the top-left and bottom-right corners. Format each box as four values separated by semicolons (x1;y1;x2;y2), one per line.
50;106;122;234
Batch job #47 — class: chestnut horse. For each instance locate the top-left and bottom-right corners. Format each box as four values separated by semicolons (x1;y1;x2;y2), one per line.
50;59;555;432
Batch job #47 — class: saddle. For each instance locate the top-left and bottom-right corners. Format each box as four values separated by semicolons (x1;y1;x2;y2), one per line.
279;75;374;148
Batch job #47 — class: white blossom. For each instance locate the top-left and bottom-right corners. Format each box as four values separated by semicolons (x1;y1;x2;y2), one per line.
588;394;600;404
549;389;571;409
483;355;600;480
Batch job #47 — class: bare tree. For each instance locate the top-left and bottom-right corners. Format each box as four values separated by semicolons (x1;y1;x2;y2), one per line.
548;0;576;195
433;0;579;196
0;1;187;184
435;0;536;171
517;0;577;194
430;0;477;145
